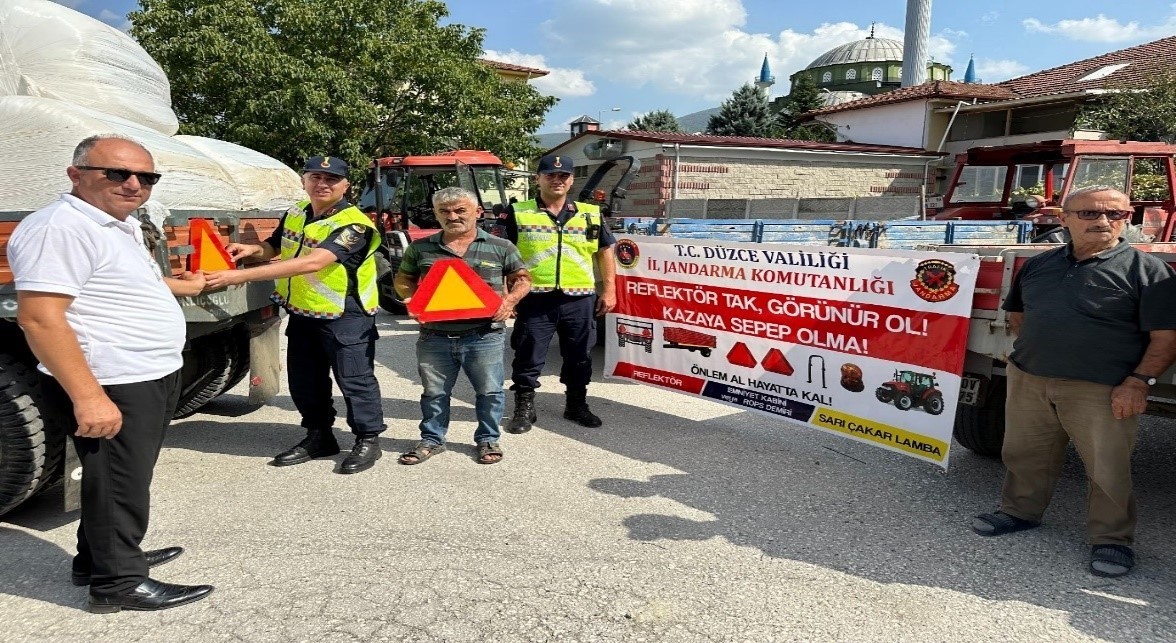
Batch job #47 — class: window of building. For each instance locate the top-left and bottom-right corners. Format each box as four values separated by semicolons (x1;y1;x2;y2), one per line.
845;68;857;80
822;71;832;83
574;165;588;178
948;111;1007;141
1008;104;1078;136
871;67;883;81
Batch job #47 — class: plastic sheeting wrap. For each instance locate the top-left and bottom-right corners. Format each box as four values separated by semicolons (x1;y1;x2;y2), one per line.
0;0;178;136
176;136;304;211
0;96;302;211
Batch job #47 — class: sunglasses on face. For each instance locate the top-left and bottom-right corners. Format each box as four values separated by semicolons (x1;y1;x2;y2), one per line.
77;165;162;186
1066;209;1132;221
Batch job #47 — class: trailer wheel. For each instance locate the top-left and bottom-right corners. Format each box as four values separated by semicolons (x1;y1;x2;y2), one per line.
0;354;52;516
644;344;652;354
953;375;1006;458
701;349;712;358
173;332;233;419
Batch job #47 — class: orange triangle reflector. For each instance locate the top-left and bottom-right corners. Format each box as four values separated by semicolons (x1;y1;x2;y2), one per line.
407;258;503;323
188;218;235;272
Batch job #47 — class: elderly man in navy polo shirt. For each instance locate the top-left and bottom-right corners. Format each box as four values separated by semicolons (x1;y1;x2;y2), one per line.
972;185;1176;578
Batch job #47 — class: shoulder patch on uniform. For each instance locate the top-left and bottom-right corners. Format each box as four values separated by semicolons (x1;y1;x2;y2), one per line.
349;224;366;233
333;226;363;250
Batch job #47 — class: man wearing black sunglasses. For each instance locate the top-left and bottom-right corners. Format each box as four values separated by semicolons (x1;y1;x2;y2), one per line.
972;185;1176;579
9;134;212;612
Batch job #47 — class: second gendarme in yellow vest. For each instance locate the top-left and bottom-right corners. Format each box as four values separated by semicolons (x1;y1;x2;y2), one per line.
512;200;599;295
272;200;381;318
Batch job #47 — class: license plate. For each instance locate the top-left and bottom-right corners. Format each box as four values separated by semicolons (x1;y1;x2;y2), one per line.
959;376;981;405
926;195;944;209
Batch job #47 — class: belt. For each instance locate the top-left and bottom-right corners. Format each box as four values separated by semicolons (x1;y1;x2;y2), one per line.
420;325;502;339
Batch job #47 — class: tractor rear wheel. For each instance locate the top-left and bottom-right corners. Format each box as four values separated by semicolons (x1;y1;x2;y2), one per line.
375;252;407;315
953;374;1006;458
924;394;945;416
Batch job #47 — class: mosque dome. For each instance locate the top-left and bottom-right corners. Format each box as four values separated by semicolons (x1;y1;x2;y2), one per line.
806;37;905;69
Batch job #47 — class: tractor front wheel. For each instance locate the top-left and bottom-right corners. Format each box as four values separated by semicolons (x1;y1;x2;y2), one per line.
895;394;913;411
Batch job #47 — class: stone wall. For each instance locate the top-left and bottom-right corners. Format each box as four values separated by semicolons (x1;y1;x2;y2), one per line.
573;153;929;219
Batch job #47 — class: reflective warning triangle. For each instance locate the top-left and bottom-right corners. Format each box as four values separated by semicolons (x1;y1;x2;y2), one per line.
407;258;503;323
188;218;235;272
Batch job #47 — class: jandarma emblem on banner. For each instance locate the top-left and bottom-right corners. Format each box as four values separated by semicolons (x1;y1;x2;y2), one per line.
909;259;960;302
615;239;640;269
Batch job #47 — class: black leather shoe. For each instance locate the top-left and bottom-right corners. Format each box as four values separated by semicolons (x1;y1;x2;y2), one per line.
507;389;537;434
72;546;185;586
271;430;340;466
339;435;381;474
88;578;214;614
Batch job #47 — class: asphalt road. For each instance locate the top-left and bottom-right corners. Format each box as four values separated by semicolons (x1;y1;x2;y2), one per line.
3;313;1175;642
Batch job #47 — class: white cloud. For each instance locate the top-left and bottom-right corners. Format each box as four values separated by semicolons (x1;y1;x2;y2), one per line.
483;49;595;98
980;11;1000;25
97;8;131;31
975;59;1031;82
1023;9;1176;43
538;1;960;103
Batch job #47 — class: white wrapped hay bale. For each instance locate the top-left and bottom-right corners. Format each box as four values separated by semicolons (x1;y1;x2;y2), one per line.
0;95;241;210
0;0;178;135
176;135;303;211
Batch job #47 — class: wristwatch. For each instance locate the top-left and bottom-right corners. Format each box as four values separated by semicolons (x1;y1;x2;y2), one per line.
1129;372;1158;386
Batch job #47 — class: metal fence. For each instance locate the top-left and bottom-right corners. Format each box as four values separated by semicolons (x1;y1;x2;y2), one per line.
665;196;922;221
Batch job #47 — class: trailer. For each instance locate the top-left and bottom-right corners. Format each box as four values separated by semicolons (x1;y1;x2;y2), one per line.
615;318;654;352
663;326;718;358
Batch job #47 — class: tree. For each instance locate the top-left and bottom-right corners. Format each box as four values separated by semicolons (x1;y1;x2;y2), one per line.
627;109;681;133
1078;72;1176;143
129;0;556;174
706;83;774;137
772;75;836;142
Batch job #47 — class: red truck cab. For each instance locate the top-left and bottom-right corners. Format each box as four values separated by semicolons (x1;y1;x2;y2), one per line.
932;140;1176;242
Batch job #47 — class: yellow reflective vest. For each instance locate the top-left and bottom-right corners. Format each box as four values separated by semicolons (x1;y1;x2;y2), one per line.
272;201;381;318
512;200;599;295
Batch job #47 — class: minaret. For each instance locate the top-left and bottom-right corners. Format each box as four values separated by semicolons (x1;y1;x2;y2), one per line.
901;0;932;87
963;54;978;83
755;53;775;99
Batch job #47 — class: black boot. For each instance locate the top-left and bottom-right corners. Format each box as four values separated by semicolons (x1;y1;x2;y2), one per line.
340;434;382;474
563;388;602;428
271;429;340;466
506;388;537;434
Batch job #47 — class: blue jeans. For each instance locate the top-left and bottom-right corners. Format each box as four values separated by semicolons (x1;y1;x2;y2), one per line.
416;328;506;446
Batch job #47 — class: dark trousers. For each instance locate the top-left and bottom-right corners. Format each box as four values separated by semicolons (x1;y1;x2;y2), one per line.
510;292;596;390
42;370;181;598
285;312;385;435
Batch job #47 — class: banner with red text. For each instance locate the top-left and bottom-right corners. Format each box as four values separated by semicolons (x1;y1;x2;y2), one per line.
605;235;980;467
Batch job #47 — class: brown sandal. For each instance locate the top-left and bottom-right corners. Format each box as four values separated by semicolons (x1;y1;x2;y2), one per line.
398;441;445;465
476;441;504;465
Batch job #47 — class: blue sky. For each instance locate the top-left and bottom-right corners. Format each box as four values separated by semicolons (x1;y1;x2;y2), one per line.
56;0;1176;133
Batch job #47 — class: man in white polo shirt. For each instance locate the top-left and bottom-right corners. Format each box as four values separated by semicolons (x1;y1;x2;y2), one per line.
9;134;213;613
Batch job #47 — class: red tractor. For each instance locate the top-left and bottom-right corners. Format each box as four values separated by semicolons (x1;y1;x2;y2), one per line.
931;139;1176;242
357;150;511;313
875;370;944;415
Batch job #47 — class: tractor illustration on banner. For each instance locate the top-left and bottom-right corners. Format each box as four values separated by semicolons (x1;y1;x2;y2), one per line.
875;369;945;415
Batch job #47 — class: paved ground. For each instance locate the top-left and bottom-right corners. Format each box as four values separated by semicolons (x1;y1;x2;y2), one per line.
3;313;1176;642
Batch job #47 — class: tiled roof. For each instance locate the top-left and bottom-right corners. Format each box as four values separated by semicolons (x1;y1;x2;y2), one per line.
806;80;1017;117
547;130;939;157
998;35;1176;98
480;59;549;77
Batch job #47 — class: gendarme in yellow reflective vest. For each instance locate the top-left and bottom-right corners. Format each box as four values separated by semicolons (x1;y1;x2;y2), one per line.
512;199;599;295
272;200;381;318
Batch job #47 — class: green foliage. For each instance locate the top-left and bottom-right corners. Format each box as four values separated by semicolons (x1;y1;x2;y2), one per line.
129;0;556;175
770;75;836;142
706;83;774;137
1078;72;1176;143
627;109;681;133
1010;182;1044;198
